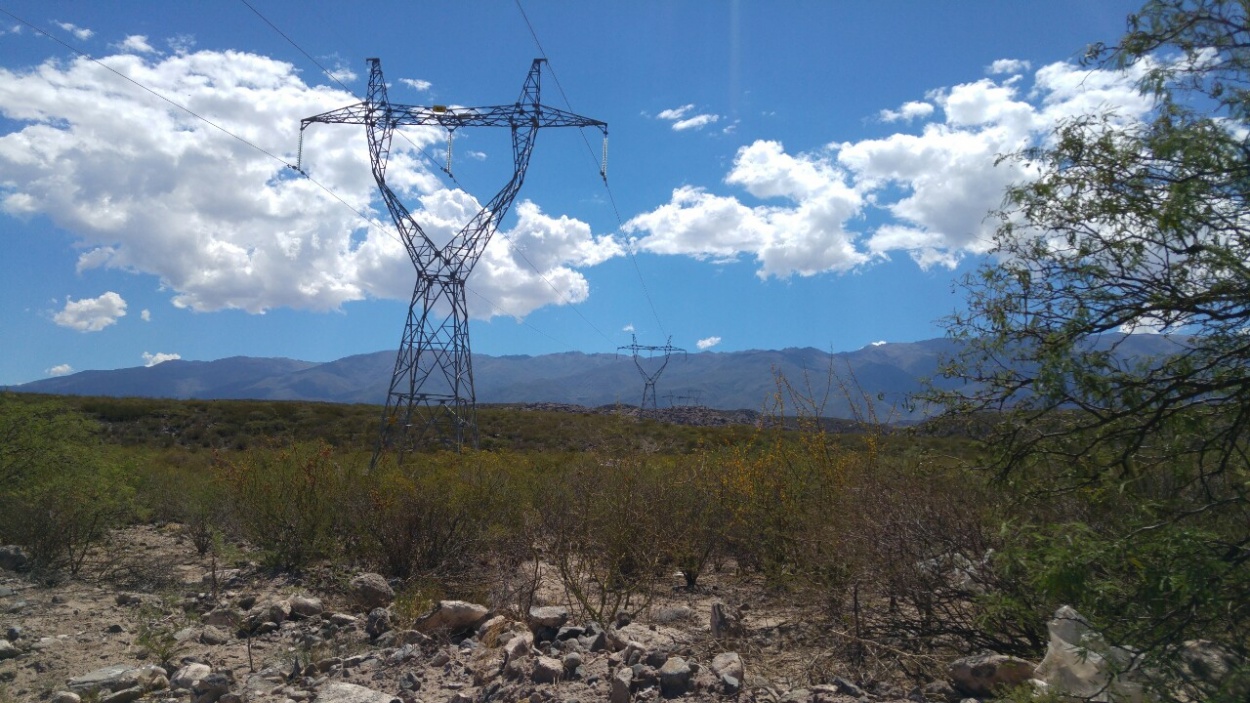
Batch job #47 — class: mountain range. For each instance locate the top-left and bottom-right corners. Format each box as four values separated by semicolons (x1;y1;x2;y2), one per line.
8;335;1185;421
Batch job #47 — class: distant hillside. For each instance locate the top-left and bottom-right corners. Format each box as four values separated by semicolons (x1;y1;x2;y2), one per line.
9;335;1188;421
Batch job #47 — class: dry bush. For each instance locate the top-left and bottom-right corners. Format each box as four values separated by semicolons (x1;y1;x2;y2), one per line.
833;458;1045;658
217;441;356;570
537;454;670;626
343;450;521;592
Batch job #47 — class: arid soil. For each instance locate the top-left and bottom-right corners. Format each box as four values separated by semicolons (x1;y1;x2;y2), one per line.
0;524;939;703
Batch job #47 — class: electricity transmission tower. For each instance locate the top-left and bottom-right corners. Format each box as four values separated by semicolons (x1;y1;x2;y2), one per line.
299;58;606;464
618;334;686;410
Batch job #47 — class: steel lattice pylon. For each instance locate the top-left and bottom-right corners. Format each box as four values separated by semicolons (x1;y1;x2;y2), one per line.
618;334;686;410
300;58;606;464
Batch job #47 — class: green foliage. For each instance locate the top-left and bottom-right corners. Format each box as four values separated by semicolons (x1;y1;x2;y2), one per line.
0;394;134;576
650;453;727;589
538;453;675;626
0;392;98;483
345;450;520;582
930;1;1250;698
218;441;358;570
135;604;190;670
8;389;1034;682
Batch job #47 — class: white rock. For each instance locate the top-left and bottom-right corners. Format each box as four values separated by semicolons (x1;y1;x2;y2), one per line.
413;600;488;633
316;681;402;703
171;663;212;690
1035;606;1147;703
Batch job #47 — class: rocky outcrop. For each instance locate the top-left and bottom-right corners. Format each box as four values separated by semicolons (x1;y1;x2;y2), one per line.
1034;606;1147;703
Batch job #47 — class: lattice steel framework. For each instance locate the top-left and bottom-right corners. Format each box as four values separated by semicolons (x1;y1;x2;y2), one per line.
618;334;686;410
300;58;606;464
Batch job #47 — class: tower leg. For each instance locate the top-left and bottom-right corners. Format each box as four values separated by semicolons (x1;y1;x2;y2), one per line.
371;276;480;468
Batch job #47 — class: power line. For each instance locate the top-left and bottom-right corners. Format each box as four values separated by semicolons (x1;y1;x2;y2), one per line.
301;58;610;456
236;0;464;190
0;6;295;170
240;0;352;94
243;0;614;347
0;5;546;347
5;3;618;356
513;0;670;339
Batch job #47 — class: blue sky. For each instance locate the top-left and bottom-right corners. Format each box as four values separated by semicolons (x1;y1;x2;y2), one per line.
0;0;1150;385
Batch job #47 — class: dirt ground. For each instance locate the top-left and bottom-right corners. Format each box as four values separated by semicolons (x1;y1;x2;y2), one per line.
0;524;938;703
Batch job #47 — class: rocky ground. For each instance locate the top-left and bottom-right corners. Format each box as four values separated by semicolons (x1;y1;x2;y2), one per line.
0;524;992;703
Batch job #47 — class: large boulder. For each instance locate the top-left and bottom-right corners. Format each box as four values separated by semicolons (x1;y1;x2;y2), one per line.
315;682;400;703
68;665;167;695
0;545;29;572
1035;605;1147;703
190;672;231;703
528;605;569;629
659;656;693;696
348;573;394;611
948;652;1034;698
711;651;744;693
532;655;564;683
413;600;489;634
170;663;212;691
288;594;323;619
607;621;689;652
610;665;633;703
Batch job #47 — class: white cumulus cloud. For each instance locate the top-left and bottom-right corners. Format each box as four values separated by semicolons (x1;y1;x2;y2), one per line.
52;292;127;332
0;49;621;321
140;309;151;321
46;364;73;376
117;35;156;54
142;352;181;367
399;78;432;91
657;105;694;120
626;140;867;277
54;21;93;40
988;58;1032;75
627;59;1153;276
326;65;357;83
657;103;723;131
673;114;720;131
697;336;721;350
879;101;935;123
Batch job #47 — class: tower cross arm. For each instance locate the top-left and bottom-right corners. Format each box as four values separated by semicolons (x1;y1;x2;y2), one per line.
301;103;605;132
300;102;371;128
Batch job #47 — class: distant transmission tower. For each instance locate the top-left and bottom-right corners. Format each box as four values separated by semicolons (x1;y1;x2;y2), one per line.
299;58;607;464
618;334;686;410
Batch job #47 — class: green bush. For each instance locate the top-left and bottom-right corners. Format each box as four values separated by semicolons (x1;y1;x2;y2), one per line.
0;394;134;576
538;454;672;625
218;441;357;570
345;450;520;583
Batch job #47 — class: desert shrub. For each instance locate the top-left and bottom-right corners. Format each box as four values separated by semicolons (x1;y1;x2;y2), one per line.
714;402;869;593
344;450;520;584
128;449;232;555
538;453;671;626
651;453;729;589
217;441;357;570
0;394;135;576
835;456;1042;657
1;455;135;577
